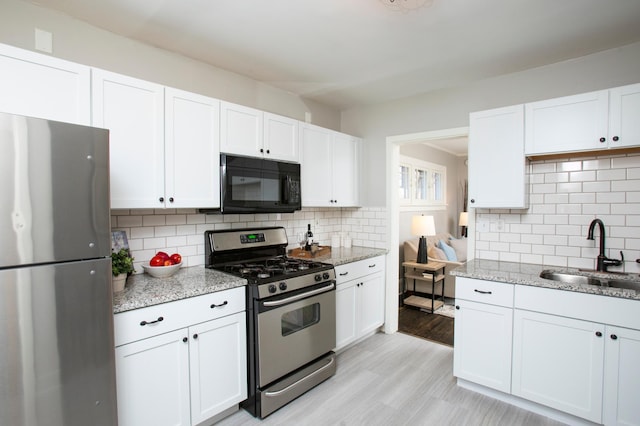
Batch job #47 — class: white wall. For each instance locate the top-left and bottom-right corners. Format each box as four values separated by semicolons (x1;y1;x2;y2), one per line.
0;0;341;130
342;41;640;207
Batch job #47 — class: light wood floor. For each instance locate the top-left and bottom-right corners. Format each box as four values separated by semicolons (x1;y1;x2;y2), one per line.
217;332;566;426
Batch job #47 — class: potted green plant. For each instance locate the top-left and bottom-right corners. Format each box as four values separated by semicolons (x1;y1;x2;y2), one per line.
111;248;134;292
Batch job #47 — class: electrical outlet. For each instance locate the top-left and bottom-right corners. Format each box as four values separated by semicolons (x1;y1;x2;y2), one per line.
35;28;53;53
477;220;489;232
497;219;505;231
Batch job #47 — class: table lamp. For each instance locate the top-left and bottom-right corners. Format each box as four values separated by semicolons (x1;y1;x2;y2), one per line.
459;211;468;238
412;215;435;263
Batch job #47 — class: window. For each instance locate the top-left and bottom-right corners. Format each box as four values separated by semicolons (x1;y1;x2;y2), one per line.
399;155;446;209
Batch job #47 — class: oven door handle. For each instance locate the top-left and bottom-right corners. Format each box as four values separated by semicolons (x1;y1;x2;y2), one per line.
262;282;335;307
263;355;335;397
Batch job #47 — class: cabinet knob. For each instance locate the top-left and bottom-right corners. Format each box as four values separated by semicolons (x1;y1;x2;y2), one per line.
183;337;188;343
595;331;602;337
612;136;619;142
169;197;174;203
159;197;164;202
470;199;475;204
266;149;270;154
260;148;264;153
193;333;198;339
611;334;618;340
455;305;460;310
599;137;606;143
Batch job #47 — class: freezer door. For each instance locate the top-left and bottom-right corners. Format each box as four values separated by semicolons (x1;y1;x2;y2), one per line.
0;258;117;426
0;113;110;268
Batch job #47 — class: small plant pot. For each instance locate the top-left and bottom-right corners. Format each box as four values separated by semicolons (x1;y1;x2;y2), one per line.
112;273;127;292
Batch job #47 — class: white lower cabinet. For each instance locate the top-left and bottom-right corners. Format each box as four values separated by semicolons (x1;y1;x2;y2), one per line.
114;288;247;426
512;309;604;423
453;277;514;393
603;326;640;426
335;256;385;350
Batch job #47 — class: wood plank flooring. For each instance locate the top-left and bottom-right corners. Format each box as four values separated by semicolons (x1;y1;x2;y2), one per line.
216;332;566;426
397;306;454;346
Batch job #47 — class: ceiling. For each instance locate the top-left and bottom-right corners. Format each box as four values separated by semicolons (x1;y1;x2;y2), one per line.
23;0;640;111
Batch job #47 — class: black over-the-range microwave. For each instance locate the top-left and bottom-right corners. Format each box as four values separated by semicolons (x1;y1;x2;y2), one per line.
216;154;301;214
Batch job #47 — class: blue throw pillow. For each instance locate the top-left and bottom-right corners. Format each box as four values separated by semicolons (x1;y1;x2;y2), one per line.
438;239;458;261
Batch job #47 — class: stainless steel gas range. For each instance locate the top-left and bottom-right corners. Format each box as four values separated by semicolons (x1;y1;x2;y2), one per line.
205;227;337;419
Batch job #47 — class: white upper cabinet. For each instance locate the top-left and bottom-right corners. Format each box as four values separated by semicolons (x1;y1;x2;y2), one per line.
608;83;640;149
93;70;220;209
0;43;90;125
300;123;360;207
264;112;299;163
468;104;527;209
525;83;640;155
92;69;165;209
165;88;220;208
220;101;299;162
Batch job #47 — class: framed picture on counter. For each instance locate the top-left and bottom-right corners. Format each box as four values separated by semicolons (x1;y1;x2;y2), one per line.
111;230;129;254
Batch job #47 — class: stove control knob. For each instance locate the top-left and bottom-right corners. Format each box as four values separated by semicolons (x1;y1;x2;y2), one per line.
268;284;277;293
322;272;330;280
279;282;287;291
314;274;322;282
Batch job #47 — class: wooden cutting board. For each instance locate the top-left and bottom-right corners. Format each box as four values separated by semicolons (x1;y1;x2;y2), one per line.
289;246;331;258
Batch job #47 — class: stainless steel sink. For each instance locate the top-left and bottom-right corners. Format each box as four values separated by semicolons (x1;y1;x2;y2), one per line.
539;270;602;286
605;280;640;292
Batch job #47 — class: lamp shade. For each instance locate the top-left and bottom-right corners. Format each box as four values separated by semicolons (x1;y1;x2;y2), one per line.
411;215;435;237
459;212;468;227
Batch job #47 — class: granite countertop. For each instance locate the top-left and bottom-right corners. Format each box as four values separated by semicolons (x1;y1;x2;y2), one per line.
288;245;388;266
113;267;247;314
451;259;640;301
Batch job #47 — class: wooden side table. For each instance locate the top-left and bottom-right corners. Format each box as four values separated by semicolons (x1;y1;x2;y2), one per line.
402;261;446;312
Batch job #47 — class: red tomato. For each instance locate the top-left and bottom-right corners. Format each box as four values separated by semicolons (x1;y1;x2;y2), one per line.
156;251;169;260
163;259;174;266
150;256;164;267
170;253;182;264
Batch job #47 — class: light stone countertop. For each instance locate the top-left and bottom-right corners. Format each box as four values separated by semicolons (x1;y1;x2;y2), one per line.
288;245;388;266
113;246;387;314
451;259;640;301
113;267;247;314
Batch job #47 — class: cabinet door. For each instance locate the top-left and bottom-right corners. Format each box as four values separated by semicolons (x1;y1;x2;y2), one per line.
92;69;165;209
468;105;527;208
300;123;333;206
165;88;220;208
332;132;360;207
264;112;299;162
0;43;90;125
220;101;263;158
603;326;640;426
525;90;609;155
189;312;247;425
335;279;358;350
512;309;604;423
358;272;385;336
115;329;191;426
453;299;513;393
609;83;640;149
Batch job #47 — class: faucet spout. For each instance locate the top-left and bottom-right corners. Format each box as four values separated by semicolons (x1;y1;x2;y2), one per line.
587;218;622;272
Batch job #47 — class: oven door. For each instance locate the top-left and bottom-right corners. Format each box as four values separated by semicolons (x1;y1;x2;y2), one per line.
220;154;301;213
256;281;336;387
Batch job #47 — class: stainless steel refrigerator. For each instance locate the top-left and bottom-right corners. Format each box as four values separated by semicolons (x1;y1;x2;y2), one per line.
0;112;117;425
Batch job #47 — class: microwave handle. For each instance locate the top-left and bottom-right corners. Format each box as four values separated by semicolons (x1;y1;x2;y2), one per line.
283;175;291;204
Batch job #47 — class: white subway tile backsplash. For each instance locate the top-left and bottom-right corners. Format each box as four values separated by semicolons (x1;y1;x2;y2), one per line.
476;152;640;270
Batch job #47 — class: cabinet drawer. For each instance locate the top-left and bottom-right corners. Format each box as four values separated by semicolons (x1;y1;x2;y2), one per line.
335;256;385;284
456;277;514;307
114;287;245;346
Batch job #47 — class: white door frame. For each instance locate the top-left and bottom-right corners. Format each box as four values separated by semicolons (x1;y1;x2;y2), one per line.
383;126;469;334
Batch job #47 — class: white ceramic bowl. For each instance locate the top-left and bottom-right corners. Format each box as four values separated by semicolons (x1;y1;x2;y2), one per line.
142;262;182;278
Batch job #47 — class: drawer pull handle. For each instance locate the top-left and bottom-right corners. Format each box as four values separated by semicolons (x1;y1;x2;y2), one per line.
339;272;349;276
369;264;376;268
140;316;164;326
474;289;492;295
210;300;229;309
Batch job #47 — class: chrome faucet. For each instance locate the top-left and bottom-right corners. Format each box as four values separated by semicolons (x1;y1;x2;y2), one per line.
587;218;623;272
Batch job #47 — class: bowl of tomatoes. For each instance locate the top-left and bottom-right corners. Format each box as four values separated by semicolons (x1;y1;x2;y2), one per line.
141;251;183;278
